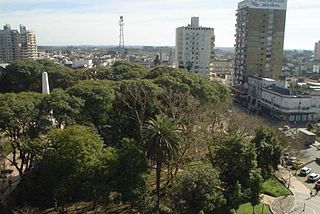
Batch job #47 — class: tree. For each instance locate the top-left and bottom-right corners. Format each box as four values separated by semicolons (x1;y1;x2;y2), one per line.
41;89;84;128
211;134;260;210
13;125;118;206
0;59;79;93
186;61;193;72
251;126;282;179
146;66;229;104
87;61;147;81
0;92;50;176
67;80;115;136
112;79;163;142
113;138;149;203
154;55;161;66
250;170;262;214
169;163;226;213
144;115;180;210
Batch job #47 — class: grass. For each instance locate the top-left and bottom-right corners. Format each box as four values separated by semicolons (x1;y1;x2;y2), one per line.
261;176;291;197
236;203;272;214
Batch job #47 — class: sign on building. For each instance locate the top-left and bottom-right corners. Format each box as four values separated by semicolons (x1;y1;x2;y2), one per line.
239;0;287;10
249;0;287;10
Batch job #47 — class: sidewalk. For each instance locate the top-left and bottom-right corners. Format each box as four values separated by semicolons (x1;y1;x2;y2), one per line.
272;166;320;214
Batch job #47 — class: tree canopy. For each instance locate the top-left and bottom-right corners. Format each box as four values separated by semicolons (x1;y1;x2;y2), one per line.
169;163;226;213
0;59;79;93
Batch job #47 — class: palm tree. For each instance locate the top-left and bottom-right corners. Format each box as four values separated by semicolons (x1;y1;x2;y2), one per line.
144;115;180;210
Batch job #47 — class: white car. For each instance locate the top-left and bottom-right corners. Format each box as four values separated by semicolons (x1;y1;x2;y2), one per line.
300;167;312;176
287;156;297;165
307;173;320;182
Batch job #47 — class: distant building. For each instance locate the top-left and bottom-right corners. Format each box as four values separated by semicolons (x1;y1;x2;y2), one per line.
72;59;93;69
315;41;320;61
19;25;37;60
0;24;20;62
210;59;234;86
313;65;320;74
234;0;287;86
175;17;215;77
0;24;37;63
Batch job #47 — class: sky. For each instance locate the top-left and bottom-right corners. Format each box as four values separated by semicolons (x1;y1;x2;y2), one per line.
0;0;319;49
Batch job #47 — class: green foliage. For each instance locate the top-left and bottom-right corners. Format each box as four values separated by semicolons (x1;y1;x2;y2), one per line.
261;177;291;197
0;60;232;211
110;61;148;80
146;66;229;104
41;89;84;127
113;138;149;202
169;163;226;213
144;114;180;209
212;134;260;210
0;59;79;93
154;55;160;66
0;92;49;140
251;126;282;179
83;61;148;81
249;170;262;208
236;203;272;214
213;135;258;188
14;125;118;205
112;79;163;141
144;115;180;164
67;80;115;127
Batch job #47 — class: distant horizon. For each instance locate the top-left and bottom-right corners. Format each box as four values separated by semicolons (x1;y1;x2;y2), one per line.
37;45;314;51
2;0;318;50
0;0;320;50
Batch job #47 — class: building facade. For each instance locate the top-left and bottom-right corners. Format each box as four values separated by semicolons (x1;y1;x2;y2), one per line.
210;59;234;86
176;17;215;77
247;76;320;123
234;0;287;86
19;25;38;60
315;41;320;61
0;24;20;63
0;24;37;63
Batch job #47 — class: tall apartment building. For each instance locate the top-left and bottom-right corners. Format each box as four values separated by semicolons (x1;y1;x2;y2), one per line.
20;25;37;60
0;24;20;62
315;41;320;61
176;17;215;77
0;24;37;63
234;0;287;86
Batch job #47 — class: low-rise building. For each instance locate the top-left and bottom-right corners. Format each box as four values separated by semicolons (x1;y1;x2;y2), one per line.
72;59;93;69
247;76;320;123
210;59;234;86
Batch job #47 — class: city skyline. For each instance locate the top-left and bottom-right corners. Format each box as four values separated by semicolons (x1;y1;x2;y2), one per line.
1;0;319;49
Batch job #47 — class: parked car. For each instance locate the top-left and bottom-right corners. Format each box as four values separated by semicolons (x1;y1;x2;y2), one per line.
300;167;312;176
308;173;320;182
315;180;320;190
287;156;297;165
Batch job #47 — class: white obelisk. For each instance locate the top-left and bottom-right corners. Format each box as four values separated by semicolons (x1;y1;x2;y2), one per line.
42;72;50;94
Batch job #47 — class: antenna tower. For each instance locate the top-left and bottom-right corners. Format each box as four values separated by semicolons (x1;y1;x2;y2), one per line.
119;16;125;54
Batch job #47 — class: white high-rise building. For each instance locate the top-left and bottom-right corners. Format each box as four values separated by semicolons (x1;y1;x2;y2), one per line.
175;17;215;77
0;24;37;63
